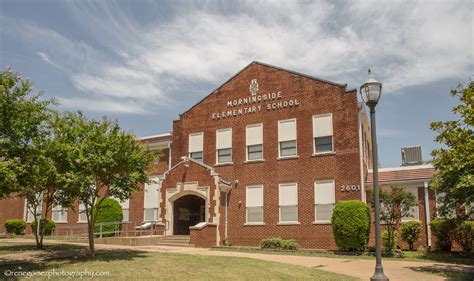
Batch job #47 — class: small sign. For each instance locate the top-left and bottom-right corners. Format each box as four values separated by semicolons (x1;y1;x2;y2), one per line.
340;185;361;192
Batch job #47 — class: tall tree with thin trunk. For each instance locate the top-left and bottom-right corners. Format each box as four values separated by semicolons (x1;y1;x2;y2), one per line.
53;112;156;256
430;82;473;219
370;186;417;252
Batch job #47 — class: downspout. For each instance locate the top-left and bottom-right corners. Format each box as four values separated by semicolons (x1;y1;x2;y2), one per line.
424;180;432;248
357;105;366;202
225;192;228;239
167;142;172;170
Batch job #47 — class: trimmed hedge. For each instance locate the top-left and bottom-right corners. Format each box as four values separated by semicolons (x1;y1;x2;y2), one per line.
31;219;55;236
454;221;473;256
93;198;123;237
331;200;371;251
382;230;398;254
261;237;297;250
430;219;457;251
5;219;26;235
401;221;422;250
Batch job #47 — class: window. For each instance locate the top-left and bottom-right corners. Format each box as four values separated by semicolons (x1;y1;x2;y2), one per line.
25;199;41;223
280;140;296;157
279;183;298;223
402;187;419;221
278;119;297;158
313;114;333;153
189;133;203;162
216;128;232;164
435;192;456;219
78;202;87;222
144;177;160;221
52;205;68;222
246;124;263;161
190;151;203;162
246;185;263;223
314;180;335;222
112;197;130;222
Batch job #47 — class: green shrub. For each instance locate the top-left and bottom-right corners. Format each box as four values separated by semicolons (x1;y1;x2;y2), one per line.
430;219;457;251
261;237;297;250
454;221;473;256
93;198;123;237
382;230;398;254
31;219;55;236
401;221;422;250
331;200;371;251
5;219;26;235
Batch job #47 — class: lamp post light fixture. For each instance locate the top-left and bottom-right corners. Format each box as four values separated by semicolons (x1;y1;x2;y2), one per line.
360;69;389;281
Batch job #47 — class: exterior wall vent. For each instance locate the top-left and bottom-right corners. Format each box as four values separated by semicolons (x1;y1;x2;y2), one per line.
401;145;423;166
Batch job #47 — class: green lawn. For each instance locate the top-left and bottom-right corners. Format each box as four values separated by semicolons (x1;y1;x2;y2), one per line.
0;242;359;280
211;247;474;265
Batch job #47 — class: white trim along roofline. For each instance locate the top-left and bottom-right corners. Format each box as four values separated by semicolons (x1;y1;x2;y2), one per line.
368;163;434;173
137;132;172;140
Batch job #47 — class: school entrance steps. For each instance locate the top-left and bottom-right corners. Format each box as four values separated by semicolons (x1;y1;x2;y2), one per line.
155;235;194;247
70;235;194;247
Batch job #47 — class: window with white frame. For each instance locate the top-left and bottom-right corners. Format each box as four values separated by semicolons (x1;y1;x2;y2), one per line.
52;205;68;222
189;133;203;162
314;180;335;222
78;202;87;222
246;124;263;161
216;128;232;164
278;119;297;158
246;185;263;223
25;199;42;223
435;192;457;218
402;187;419;221
313;114;333;153
279;183;298;223
144;177;160;221
112;197;130;222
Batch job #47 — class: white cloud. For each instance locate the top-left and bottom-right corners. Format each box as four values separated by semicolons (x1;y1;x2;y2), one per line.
59;97;149;114
3;0;472;114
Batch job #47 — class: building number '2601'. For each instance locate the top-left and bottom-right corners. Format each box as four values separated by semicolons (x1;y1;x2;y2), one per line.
340;185;361;192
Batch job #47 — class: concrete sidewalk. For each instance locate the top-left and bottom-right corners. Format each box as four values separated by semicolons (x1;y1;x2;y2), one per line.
90;243;474;281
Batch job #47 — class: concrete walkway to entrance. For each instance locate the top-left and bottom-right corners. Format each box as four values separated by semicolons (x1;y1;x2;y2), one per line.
2;239;473;281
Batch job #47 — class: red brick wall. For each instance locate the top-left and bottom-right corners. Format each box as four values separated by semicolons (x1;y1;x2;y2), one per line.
169;63;363;249
190;224;217;247
0;196;25;233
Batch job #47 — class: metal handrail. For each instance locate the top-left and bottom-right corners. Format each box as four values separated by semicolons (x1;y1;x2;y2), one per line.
52;220;169;238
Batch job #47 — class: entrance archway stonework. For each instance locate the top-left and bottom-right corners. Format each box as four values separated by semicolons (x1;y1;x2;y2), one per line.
161;157;232;242
165;182;210;235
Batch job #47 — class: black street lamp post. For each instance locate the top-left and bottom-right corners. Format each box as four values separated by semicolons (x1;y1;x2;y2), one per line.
360;69;389;281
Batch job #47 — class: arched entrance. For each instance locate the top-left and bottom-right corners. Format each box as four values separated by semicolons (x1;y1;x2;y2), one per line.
173;195;206;235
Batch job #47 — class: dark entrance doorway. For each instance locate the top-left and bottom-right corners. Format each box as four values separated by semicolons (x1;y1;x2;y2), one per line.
173;195;205;235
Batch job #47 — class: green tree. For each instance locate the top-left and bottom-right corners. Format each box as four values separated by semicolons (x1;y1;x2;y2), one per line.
0;68;65;249
0;67;53;197
430;82;473;219
54;112;156;256
370;186;417;253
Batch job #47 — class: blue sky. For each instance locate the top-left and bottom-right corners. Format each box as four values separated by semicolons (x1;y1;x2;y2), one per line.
1;0;472;167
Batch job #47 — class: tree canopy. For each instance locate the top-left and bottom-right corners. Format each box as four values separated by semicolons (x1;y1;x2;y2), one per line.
430;82;473;219
53;111;156;256
0;67;54;198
